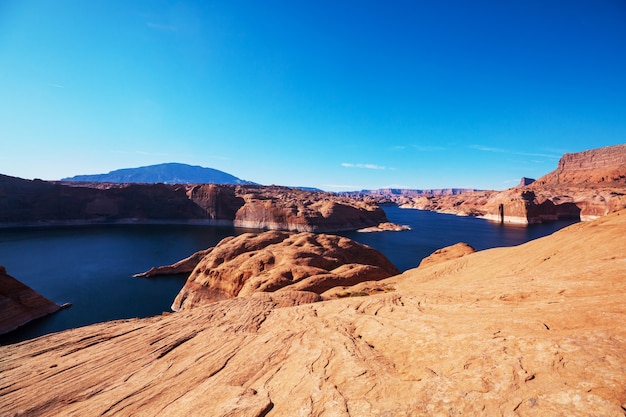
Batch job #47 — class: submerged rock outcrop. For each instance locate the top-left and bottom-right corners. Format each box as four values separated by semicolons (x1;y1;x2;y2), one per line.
162;231;400;310
2;210;625;416
0;266;61;335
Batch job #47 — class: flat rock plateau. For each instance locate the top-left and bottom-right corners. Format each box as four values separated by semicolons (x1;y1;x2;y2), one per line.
2;208;625;416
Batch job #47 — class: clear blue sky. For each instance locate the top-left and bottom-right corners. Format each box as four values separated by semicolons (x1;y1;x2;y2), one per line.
1;1;625;190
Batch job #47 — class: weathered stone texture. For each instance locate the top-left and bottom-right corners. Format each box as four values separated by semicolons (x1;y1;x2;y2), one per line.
2;210;626;416
0;266;60;334
167;231;400;310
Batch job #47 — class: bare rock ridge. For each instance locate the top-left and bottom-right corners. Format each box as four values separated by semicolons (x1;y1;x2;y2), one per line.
136;231;400;310
0;176;391;232
400;144;626;224
2;210;625;416
0;266;61;335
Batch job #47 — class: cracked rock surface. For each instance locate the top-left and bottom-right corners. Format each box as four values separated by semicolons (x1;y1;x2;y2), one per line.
1;211;626;416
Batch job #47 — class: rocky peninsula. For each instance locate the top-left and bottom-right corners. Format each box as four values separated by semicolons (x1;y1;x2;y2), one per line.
136;231;400;310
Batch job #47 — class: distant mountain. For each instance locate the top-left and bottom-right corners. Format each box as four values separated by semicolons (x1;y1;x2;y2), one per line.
61;163;254;185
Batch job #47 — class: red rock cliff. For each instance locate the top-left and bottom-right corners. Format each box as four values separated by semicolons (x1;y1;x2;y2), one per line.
536;143;626;185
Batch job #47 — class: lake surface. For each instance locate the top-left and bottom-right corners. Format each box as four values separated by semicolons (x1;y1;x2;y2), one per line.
0;207;576;344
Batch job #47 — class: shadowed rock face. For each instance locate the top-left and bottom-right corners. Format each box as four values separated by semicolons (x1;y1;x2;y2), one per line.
170;231;400;310
400;145;626;224
2;210;625;416
0;176;389;232
0;266;60;335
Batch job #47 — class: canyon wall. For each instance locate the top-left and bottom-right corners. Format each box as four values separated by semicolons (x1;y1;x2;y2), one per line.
536;143;626;185
401;144;626;224
0;176;388;232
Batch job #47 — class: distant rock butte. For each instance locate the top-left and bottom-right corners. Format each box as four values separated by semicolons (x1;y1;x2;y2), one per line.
2;210;625;416
0;177;392;232
0;266;61;335
400;144;626;224
160;231;400;310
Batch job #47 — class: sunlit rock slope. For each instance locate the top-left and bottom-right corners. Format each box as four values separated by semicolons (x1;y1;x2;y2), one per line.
1;210;625;416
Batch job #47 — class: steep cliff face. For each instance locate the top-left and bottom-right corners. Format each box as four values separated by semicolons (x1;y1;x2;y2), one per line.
170;231;400;310
2;211;625;416
536;144;626;185
0;266;61;334
0;176;390;232
401;145;626;224
232;186;388;232
0;175;208;225
186;183;244;223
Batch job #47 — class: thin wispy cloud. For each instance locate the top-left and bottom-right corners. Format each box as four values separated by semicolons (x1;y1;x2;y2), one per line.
147;22;177;32
48;83;65;89
341;162;386;170
469;145;560;159
392;145;446;152
411;145;446;152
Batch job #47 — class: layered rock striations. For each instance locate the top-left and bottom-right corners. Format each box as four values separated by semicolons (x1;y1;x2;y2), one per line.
340;187;480;206
535;143;626;185
0;266;61;335
401;144;626;224
0;176;391;232
142;231;400;310
2;210;626;416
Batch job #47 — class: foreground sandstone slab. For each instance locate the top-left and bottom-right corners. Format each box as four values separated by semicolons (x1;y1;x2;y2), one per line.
1;211;625;416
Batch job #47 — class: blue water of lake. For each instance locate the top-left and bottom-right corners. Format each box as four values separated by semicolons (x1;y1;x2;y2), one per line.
0;206;576;344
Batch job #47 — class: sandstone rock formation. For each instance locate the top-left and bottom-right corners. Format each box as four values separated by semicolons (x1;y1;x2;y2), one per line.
2;210;625;416
357;222;411;232
417;242;476;268
400;144;626;224
168;231;400;310
340;187;481;206
0;266;61;335
0;175;389;232
535;143;626;185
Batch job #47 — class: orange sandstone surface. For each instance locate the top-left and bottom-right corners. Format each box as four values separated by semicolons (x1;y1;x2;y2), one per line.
1;211;626;416
0;266;61;335
136;231;400;310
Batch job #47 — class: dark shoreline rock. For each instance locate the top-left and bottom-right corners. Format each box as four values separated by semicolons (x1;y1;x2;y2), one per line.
0;175;389;232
